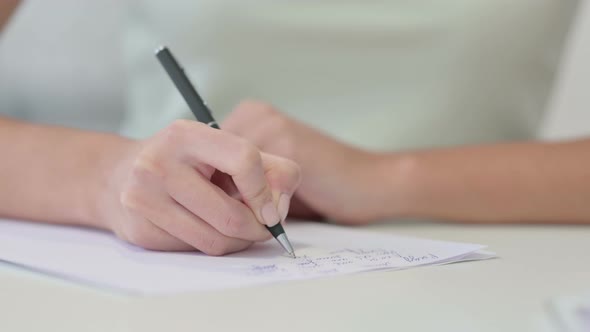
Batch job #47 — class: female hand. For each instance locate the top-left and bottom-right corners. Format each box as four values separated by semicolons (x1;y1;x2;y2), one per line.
99;119;301;255
222;101;390;225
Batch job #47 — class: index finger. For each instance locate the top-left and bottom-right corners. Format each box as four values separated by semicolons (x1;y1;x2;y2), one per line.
161;120;281;227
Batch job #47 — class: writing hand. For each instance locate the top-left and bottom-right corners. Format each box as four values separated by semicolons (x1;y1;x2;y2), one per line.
100;120;301;255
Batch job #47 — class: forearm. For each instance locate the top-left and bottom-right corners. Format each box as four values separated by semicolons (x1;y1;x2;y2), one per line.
0;117;134;228
381;139;590;224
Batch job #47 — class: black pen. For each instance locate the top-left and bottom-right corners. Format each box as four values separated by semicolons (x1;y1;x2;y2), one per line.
155;46;296;258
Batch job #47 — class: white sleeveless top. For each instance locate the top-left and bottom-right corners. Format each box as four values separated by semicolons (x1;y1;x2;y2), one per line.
121;1;577;151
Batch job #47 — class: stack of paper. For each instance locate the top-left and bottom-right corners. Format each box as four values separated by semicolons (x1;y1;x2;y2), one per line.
0;218;494;295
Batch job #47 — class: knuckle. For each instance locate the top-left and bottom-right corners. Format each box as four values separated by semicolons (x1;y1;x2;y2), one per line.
159;119;194;145
119;188;143;213
243;181;269;202
201;235;229;256
265;156;302;190
221;211;238;236
169;119;193;132
234;140;261;173
271;113;289;130
220;209;247;237
130;154;166;182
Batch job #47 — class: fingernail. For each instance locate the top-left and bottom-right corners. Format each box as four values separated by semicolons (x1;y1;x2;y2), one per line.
277;193;291;222
261;201;281;226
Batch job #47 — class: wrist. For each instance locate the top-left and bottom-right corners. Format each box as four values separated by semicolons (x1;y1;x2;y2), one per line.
371;152;423;220
85;134;138;231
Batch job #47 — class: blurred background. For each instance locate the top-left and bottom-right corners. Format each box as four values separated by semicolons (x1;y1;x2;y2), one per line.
542;1;590;140
0;0;588;140
0;0;126;132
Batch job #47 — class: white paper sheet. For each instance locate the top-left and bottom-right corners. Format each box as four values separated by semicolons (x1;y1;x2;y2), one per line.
0;218;494;295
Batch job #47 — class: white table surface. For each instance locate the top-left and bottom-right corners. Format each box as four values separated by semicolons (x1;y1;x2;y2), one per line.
1;222;588;332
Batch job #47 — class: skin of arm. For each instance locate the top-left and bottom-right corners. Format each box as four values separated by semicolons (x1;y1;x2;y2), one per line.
379;140;590;224
0;117;132;228
0;0;20;32
223;100;590;225
0;116;301;254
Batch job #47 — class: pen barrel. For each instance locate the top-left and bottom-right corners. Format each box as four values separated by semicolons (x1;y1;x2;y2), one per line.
155;46;295;257
155;47;216;125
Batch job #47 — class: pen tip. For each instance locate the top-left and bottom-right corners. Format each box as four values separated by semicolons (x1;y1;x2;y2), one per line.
290;252;297;259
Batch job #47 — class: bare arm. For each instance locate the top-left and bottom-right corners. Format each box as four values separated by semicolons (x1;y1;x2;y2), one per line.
223;101;590;225
381;139;590;224
0;117;132;228
0;0;20;32
0;116;300;254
